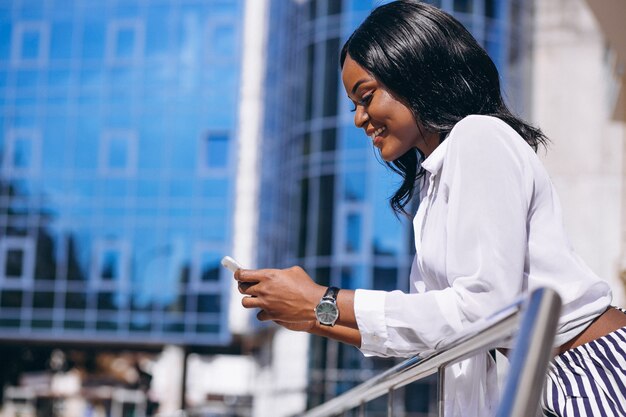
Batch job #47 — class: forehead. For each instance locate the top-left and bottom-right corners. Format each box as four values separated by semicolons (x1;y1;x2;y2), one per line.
341;55;375;93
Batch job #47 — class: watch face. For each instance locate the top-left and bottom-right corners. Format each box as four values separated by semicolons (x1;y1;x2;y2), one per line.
315;300;338;325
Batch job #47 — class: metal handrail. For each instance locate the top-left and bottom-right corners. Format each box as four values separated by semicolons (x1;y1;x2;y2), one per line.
300;287;562;417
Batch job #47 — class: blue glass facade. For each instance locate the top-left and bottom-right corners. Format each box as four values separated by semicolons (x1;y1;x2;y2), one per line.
261;0;527;411
0;0;243;346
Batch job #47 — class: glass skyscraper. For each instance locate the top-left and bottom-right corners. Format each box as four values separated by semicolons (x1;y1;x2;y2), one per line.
260;0;531;413
0;0;243;347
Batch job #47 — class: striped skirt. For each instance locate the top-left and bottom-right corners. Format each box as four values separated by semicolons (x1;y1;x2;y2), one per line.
541;324;626;416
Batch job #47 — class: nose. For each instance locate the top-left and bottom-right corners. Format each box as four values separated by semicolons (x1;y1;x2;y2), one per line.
353;106;369;128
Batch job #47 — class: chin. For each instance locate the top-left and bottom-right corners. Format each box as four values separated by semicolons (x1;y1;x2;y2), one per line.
379;149;403;162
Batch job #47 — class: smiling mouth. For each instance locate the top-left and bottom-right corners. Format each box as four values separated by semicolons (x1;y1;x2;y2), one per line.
370;126;386;140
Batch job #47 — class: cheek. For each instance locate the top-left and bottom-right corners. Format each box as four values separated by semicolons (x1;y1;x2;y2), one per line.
389;108;420;144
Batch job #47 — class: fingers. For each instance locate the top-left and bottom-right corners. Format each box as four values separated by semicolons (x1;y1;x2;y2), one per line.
237;281;256;295
241;296;262;309
257;310;270;321
234;268;274;283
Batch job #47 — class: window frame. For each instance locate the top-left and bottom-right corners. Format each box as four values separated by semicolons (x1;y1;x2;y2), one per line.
1;128;42;177
0;236;35;288
90;239;130;292
197;130;231;176
98;129;138;177
105;19;145;65
11;21;50;67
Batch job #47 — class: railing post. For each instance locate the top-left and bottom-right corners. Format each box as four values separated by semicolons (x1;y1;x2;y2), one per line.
437;366;445;417
358;401;365;417
496;288;561;417
387;388;394;417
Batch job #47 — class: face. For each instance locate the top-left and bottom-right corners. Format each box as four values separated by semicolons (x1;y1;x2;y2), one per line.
341;54;439;161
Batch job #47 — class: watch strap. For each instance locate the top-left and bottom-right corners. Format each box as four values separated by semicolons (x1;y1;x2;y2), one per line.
323;286;340;302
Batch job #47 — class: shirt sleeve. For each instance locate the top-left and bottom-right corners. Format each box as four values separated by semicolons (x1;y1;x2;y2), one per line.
355;116;533;357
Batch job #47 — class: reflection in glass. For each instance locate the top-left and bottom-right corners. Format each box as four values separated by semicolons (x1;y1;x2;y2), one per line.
317;175;334;256
372;164;406;257
114;27;136;59
203;132;229;170
50;22;73;60
64;320;85;330
0;0;241;344
345;212;362;253
340;265;366;290
372;267;398;292
0;290;23;308
100;249;120;280
33;291;54;308
210;22;236;57
101;131;136;174
20;29;41;60
97;292;116;310
197;294;220;313
11;135;34;170
199;250;221;282
81;21;106;60
453;0;473;13
343;171;365;201
65;292;87;310
4;248;24;277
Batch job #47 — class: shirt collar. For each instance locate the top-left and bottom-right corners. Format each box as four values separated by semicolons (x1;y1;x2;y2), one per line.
420;139;449;175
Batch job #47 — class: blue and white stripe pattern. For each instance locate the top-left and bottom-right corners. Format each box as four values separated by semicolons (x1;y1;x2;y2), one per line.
541;311;626;416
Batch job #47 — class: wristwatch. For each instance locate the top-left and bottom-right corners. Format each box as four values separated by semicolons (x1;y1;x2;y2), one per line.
315;286;340;326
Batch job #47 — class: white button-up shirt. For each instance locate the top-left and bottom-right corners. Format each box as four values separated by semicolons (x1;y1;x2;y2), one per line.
354;114;611;356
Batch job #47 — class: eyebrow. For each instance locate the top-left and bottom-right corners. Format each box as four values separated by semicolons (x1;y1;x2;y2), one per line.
350;78;372;96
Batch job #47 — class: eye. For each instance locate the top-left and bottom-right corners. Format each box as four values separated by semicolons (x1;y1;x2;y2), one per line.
360;93;373;106
349;92;373;113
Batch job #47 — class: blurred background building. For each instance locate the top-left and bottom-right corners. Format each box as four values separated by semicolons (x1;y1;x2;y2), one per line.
0;0;624;416
0;0;250;415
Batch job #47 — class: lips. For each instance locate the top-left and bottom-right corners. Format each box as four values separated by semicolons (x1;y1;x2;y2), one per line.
370;126;386;148
373;126;386;137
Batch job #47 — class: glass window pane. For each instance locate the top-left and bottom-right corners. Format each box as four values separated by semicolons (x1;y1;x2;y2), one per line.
115;27;136;59
101;249;120;280
197;294;220;313
344;171;365;201
5;249;24;277
345;212;362;253
372;267;398;292
65;292;87;310
10;135;35;170
204;132;229;169
0;22;11;60
108;137;129;169
50;21;72;60
33;291;54;308
82;21;105;60
210;23;235;57
454;0;473;13
0;290;23;308
97;292;116;310
199;250;220;283
21;29;41;60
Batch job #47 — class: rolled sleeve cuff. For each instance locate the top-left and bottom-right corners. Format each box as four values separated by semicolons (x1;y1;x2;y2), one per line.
354;289;388;357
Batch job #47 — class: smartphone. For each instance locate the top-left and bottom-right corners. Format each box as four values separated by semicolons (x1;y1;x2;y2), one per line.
221;256;243;273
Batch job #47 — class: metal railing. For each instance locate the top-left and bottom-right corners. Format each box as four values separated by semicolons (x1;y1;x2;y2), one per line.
301;287;562;417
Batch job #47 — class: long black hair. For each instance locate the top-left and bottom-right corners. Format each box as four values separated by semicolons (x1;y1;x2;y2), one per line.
340;0;548;215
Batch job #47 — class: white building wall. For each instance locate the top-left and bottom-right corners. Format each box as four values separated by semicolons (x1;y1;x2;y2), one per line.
252;329;310;417
532;0;626;305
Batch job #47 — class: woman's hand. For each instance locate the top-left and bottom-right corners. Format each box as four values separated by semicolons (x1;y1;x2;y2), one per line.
234;266;326;323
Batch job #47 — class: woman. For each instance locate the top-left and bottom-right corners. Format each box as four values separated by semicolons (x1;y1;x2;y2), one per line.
234;1;626;415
